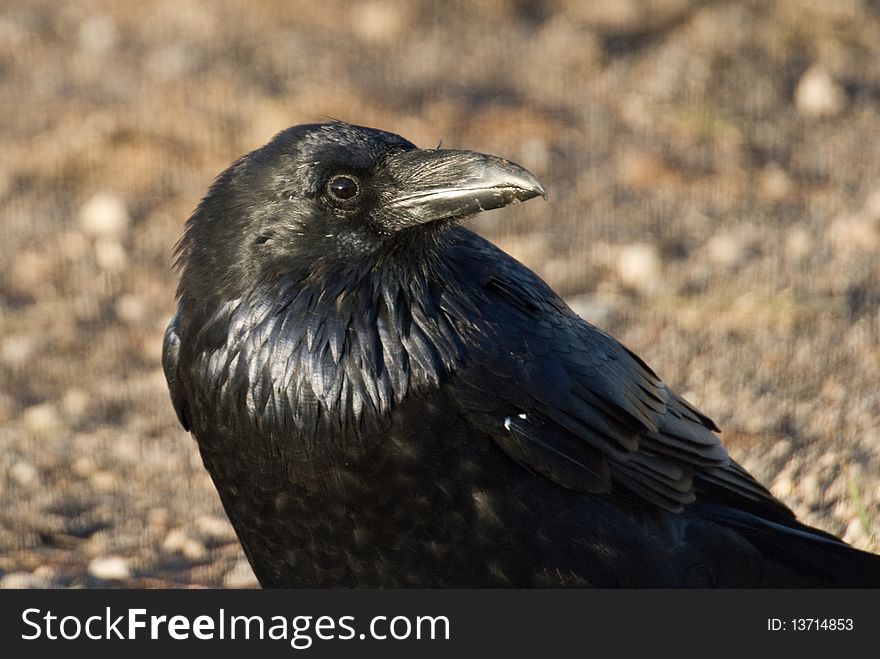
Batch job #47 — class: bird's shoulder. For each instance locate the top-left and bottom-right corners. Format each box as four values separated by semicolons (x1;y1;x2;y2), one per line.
442;228;790;518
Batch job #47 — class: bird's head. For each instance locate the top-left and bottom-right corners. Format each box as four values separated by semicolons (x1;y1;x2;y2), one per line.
175;121;545;304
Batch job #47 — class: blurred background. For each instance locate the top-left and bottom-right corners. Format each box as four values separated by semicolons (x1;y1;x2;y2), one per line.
1;0;879;588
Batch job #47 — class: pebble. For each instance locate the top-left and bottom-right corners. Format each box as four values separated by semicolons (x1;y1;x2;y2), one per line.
616;243;662;293
800;473;821;501
705;232;744;267
827;214;879;252
760;163;793;202
818;450;841;469
62;388;90;419
842;517;869;548
111;435;140;462
91;470;119;492
116;294;146;324
163;528;208;561
10;462;39;487
22;403;60;435
79;192;129;238
224;558;259;589
0;571;49;589
1;334;35;368
785;227;813;261
32;565;57;583
72;456;97;477
147;44;194;81
195;515;238;543
795;65;846;118
88;556;131;581
771;474;794;500
351;2;406;43
566;294;615;327
95;238;128;270
768;438;793;461
162;528;188;553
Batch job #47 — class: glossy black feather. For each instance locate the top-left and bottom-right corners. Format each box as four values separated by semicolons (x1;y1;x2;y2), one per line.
164;121;880;587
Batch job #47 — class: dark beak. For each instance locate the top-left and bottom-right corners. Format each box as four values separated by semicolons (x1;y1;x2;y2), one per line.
383;148;546;226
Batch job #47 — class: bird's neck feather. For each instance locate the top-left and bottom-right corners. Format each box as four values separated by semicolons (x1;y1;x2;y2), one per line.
193;245;472;448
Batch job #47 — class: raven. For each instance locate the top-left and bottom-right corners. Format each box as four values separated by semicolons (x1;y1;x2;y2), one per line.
164;121;880;587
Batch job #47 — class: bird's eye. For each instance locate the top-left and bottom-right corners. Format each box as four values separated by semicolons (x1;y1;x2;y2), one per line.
326;175;360;202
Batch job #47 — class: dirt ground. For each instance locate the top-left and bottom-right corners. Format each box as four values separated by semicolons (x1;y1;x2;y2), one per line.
1;0;879;588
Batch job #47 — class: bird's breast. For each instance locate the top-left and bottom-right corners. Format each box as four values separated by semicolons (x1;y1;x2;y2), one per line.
188;277;471;455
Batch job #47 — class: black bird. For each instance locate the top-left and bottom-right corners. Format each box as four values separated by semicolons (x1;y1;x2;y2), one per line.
164;121;880;587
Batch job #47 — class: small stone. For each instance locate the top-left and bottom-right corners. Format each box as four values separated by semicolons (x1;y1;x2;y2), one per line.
162;528;189;553
818;450;841;469
351;2;406;43
224;558;259;589
147;44;194;81
32;565;57;583
165;528;209;561
182;539;208;561
616;243;662;293
72;456;98;477
91;470;118;492
769;439;792;461
705;232;743;267
842;517;869;548
0;571;48;589
116;294;146;324
771;475;793;500
88;556;131;581
79;192;129;238
800;474;821;501
827;214;879;252
795;66;846;118
111;435;139;462
760;163;793;202
62;388;90;418
566;294;615;327
95;238;128;270
10;462;39;487
22;403;60;435
195;515;237;543
785;227;813;261
1;335;35;368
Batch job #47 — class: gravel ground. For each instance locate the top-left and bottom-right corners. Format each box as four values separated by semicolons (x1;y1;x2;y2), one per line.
1;0;879;588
